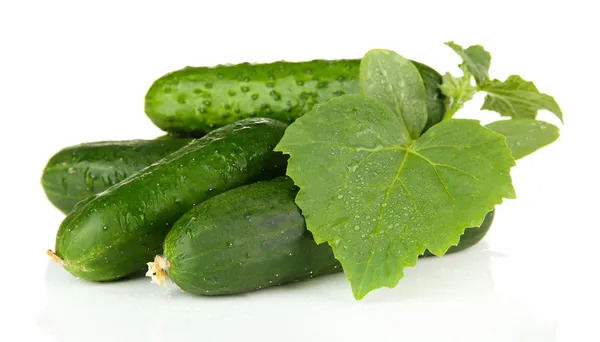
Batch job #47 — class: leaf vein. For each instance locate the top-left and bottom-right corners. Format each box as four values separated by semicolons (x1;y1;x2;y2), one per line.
357;150;408;295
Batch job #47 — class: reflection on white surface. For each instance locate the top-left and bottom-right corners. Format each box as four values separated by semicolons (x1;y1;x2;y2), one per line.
37;242;557;342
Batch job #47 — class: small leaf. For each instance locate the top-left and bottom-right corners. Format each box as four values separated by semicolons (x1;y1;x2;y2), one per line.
276;95;516;299
486;119;560;160
360;49;428;139
481;75;563;122
446;42;491;86
439;72;478;119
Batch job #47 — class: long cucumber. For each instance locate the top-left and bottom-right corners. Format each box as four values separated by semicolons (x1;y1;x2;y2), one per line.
42;138;193;214
145;59;444;134
49;118;288;281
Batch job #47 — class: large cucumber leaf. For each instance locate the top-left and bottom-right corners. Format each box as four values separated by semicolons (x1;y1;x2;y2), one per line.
276;95;516;299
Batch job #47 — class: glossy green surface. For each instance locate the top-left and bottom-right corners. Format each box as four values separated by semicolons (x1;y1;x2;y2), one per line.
145;59;444;134
164;177;341;295
42;138;192;214
54;118;288;281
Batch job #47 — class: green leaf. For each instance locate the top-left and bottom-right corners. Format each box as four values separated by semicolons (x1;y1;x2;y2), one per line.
360;49;428;139
439;72;478;119
481;75;563;122
485;119;560;160
276;95;516;299
446;41;491;86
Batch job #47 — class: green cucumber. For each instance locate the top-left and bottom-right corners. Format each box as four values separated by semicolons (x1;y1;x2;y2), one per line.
42;138;193;214
150;176;340;295
145;59;444;135
49;118;288;282
148;177;493;296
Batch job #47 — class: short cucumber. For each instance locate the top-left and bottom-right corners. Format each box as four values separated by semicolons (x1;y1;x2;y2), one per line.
149;177;494;295
151;177;341;295
42;138;192;214
145;59;444;135
50;118;288;282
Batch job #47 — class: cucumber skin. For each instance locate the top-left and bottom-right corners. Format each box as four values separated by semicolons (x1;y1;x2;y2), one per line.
164;177;493;296
145;59;444;135
42;138;193;214
164;177;341;295
54;118;289;282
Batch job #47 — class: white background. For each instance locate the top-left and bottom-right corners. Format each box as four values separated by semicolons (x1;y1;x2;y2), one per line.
1;1;598;341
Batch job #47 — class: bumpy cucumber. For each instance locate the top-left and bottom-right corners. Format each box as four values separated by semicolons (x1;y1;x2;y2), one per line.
42;138;192;214
50;118;288;282
149;177;493;295
145;59;444;134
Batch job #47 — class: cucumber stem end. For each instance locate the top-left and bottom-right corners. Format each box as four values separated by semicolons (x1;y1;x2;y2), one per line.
47;250;67;266
146;255;170;289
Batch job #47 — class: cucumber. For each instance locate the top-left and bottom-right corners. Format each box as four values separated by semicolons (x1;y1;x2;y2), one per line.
148;177;493;295
42;138;193;214
49;118;289;282
149;177;340;295
145;59;444;135
156;131;206;140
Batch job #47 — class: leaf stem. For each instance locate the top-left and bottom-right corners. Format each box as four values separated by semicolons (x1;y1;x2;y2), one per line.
443;100;462;120
442;72;479;121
